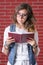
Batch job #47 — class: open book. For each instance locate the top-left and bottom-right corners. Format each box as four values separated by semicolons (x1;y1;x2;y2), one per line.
8;32;34;43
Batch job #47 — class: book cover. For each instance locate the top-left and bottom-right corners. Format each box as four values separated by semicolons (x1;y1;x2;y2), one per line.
8;32;34;43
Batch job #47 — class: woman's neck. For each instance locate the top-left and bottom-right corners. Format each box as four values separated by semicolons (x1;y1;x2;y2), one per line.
16;23;24;29
16;23;28;32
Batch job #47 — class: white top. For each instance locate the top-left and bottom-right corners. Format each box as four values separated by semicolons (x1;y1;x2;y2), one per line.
2;25;40;65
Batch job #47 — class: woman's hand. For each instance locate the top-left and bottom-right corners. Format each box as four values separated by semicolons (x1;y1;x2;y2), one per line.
4;37;15;50
5;37;15;46
27;38;38;54
27;38;36;46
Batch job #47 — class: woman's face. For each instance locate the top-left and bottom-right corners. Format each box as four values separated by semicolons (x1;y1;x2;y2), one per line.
16;9;28;25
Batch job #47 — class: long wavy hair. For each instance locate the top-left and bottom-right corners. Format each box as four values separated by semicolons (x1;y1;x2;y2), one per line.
13;3;36;32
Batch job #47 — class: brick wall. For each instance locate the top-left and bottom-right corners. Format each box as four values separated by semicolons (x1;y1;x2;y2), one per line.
0;0;43;65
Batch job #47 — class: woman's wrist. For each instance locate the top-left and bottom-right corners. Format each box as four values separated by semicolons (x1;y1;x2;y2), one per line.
32;44;38;49
32;45;38;54
4;42;9;50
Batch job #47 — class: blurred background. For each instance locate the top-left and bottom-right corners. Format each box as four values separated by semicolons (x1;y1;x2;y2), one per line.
0;0;43;65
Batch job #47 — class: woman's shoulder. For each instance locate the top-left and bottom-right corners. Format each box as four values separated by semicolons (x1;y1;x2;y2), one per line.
5;25;10;30
4;24;16;32
4;25;11;33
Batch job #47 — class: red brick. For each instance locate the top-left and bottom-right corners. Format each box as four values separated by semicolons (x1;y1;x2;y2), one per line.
0;0;5;2
11;0;27;3
6;0;16;2
39;0;43;2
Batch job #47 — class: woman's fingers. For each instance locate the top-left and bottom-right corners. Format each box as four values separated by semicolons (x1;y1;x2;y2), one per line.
6;37;15;45
7;37;13;40
27;37;36;46
27;37;34;41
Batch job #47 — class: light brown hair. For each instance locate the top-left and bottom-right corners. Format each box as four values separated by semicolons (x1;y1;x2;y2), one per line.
13;3;36;32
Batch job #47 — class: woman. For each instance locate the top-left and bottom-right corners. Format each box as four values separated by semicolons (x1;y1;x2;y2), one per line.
2;3;40;65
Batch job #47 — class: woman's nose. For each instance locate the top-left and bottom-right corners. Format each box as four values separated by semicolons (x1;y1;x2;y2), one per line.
20;15;23;19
